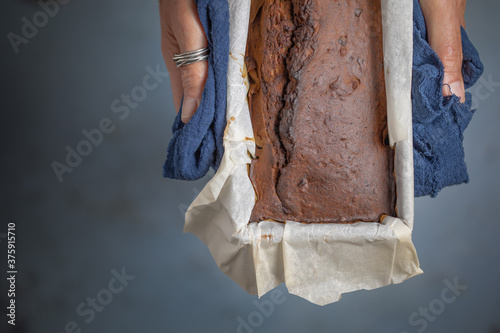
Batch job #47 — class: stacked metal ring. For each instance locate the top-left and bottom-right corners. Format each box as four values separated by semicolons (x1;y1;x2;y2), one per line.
172;47;210;68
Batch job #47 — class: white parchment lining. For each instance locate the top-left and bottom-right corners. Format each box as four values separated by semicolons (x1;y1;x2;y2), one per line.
183;0;421;306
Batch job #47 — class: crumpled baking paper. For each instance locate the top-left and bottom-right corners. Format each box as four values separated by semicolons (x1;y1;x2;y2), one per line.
183;0;422;306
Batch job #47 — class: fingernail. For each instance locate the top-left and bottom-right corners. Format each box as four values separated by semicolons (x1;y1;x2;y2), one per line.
181;97;198;123
445;81;465;103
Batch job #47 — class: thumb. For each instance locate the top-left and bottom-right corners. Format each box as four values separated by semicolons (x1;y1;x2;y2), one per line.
170;0;209;123
420;0;466;102
180;60;208;123
438;44;465;103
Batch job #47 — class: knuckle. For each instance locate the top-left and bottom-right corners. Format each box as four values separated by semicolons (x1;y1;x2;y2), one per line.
439;51;463;72
181;63;208;95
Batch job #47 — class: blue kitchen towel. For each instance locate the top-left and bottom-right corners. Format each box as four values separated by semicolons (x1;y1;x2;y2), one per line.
412;0;484;197
162;0;229;180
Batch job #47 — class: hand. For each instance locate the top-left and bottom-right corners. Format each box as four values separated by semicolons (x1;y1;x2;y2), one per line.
160;0;208;123
419;0;466;102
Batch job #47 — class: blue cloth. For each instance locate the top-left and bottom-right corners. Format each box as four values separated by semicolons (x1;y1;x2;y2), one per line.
412;0;484;197
163;0;485;199
162;0;229;180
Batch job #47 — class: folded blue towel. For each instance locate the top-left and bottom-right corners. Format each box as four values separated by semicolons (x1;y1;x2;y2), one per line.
412;0;484;197
162;0;229;180
163;0;485;199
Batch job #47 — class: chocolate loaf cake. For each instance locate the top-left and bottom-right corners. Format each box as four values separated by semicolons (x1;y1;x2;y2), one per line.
245;0;396;223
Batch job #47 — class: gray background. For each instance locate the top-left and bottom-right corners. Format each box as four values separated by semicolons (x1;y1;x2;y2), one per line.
1;0;499;332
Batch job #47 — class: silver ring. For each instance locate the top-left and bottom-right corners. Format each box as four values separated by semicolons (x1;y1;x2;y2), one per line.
172;47;210;68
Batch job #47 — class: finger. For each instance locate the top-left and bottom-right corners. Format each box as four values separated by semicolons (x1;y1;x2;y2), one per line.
161;37;184;112
160;1;185;112
420;0;466;102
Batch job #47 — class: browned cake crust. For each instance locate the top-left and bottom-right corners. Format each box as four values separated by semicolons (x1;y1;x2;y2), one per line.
245;0;396;223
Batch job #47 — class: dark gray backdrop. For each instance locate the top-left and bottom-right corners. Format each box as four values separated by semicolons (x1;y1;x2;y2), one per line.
1;0;499;332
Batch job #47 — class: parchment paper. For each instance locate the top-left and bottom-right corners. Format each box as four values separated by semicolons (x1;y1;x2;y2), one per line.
183;0;422;306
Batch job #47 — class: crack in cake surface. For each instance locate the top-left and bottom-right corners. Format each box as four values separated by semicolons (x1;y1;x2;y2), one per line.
277;0;319;213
